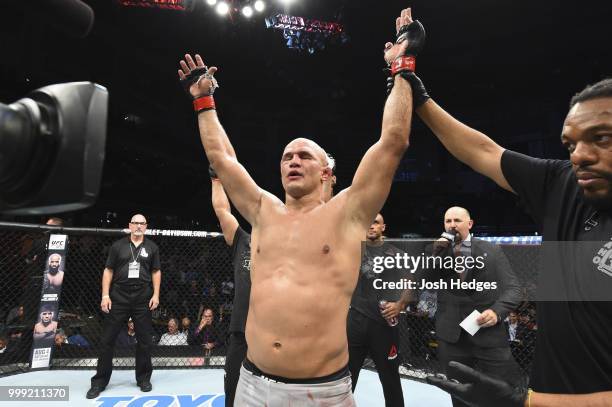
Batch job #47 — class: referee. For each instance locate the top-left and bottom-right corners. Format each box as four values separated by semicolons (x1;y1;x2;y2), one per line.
87;213;161;399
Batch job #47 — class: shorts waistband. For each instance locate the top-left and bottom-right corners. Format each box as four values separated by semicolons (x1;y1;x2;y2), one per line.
243;358;349;384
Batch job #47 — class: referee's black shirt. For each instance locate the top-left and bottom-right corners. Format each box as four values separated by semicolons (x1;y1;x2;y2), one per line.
106;237;161;286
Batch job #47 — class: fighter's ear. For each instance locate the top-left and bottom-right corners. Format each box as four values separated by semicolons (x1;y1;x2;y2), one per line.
321;167;332;181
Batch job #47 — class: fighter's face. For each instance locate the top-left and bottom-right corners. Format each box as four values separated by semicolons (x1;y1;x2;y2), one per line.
562;98;612;209
41;311;53;323
444;208;473;242
280;140;326;198
129;215;148;237
367;214;386;241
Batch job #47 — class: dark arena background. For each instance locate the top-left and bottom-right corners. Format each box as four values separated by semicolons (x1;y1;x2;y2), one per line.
0;0;610;406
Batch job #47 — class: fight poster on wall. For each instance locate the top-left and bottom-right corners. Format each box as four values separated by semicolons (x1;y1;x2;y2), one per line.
30;234;68;370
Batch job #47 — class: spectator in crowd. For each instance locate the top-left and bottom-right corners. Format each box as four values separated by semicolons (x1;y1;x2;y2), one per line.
180;317;194;344
66;327;90;347
54;329;69;348
158;318;188;346
0;335;9;354
192;308;219;355
505;311;519;342
0;334;16;363
5;304;25;326
116;319;138;347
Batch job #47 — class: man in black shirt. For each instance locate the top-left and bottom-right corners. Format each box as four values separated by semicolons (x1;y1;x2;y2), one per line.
416;77;612;405
347;213;408;407
87;214;161;399
211;170;251;407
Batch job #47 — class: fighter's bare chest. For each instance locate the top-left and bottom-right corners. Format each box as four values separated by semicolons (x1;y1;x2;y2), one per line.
254;212;346;256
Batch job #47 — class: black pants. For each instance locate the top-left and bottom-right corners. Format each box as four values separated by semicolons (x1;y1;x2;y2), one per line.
91;284;154;388
347;308;404;407
438;332;523;407
224;331;247;407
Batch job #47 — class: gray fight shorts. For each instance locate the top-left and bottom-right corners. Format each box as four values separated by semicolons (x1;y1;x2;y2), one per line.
234;358;356;406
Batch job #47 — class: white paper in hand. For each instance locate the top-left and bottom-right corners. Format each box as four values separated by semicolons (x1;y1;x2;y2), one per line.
459;309;482;336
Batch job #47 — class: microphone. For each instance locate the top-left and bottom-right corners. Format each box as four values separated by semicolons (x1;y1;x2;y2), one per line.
441;230;458;243
25;0;95;38
432;230;457;256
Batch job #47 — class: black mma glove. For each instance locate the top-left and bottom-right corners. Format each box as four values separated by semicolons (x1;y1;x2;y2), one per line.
387;19;425;75
385;20;430;107
180;67;218;98
426;361;528;407
180;65;219;113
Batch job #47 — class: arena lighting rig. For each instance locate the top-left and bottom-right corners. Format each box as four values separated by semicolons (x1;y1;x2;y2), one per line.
117;0;195;11
116;1;348;53
265;13;349;54
118;0;267;19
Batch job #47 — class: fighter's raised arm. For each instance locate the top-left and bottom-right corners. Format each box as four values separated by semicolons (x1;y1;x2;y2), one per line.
345;8;419;226
178;54;274;225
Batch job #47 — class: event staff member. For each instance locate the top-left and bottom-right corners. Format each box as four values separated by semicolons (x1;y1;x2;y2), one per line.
431;206;522;407
348;213;408;407
87;214;161;399
414;74;612;405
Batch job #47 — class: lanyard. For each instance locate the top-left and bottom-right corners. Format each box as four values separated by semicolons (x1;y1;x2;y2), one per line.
129;243;143;263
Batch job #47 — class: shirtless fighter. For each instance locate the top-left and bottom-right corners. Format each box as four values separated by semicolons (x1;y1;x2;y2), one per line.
178;7;422;405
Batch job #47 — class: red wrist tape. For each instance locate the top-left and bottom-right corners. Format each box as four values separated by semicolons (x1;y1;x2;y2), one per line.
390;56;416;75
193;95;216;112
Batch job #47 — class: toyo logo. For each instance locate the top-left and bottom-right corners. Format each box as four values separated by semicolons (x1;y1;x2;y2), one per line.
95;394;225;407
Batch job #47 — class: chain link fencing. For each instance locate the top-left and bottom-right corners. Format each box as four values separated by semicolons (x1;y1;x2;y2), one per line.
0;223;538;384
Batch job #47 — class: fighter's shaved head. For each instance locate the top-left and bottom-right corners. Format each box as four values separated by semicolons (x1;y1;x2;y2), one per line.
283;138;328;166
